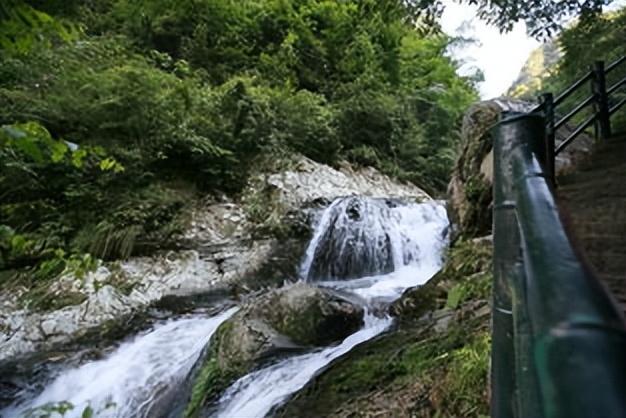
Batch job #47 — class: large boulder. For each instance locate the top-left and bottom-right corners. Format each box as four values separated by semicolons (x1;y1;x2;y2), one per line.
448;99;593;238
216;282;364;373
184;282;364;417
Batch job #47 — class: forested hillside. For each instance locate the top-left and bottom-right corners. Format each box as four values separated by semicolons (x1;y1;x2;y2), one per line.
0;0;478;286
509;6;626;130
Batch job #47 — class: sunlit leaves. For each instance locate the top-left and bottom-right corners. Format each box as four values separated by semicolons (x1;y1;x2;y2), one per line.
99;157;124;172
0;1;80;54
0;122;123;171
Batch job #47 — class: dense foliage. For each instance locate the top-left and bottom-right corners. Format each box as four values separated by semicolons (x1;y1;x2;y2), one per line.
0;0;477;282
466;0;613;39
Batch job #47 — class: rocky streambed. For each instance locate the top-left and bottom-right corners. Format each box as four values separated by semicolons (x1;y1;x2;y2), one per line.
0;157;442;418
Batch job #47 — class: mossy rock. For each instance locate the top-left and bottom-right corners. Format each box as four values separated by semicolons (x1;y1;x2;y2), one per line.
184;282;364;417
275;305;491;418
391;236;492;322
274;237;494;417
448;99;530;238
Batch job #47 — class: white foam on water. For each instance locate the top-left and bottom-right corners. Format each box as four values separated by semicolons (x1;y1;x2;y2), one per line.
3;307;238;418
214;313;391;418
214;198;449;417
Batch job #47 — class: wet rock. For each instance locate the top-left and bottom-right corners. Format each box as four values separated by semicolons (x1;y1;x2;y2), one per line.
389;272;447;319
183;282;364;417
0;247;271;363
215;282;364;374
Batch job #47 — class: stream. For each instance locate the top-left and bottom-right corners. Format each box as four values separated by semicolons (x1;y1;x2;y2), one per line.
1;197;448;418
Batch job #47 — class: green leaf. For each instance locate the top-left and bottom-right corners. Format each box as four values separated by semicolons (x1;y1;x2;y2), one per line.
446;283;465;309
50;140;68;163
99;157;116;171
81;405;94;418
71;148;88;168
13;137;44;163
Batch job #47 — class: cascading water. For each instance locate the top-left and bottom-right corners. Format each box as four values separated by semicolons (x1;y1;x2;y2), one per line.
2;196;448;418
214;197;449;417
2;308;237;418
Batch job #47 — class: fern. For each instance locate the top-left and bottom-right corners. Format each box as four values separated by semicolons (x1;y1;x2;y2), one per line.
86;221;142;260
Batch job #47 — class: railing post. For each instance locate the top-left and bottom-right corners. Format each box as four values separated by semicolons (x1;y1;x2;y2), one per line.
539;93;556;187
491;112;517;418
591;61;611;140
492;112;546;418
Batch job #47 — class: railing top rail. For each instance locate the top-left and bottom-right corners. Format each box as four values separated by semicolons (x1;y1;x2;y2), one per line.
492;113;626;418
554;93;594;131
607;75;626;96
553;71;593;107
532;55;625;115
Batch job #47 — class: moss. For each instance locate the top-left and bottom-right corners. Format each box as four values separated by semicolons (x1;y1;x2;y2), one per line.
394;237;492;321
184;320;238;418
276;236;493;417
276;314;490;418
462;175;492;238
438;331;491;416
185;353;221;418
446;272;492;309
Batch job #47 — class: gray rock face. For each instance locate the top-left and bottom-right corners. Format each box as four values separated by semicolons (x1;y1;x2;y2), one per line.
0;156;429;363
254;156;430;211
448;98;593;237
0;247;271;362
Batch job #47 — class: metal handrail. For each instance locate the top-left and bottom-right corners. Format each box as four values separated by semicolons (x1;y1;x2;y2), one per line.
554;94;594;130
555;114;596;155
606;55;626;74
492;113;626;418
554;71;593;107
607;75;626;96
610;96;626;116
535;56;626;181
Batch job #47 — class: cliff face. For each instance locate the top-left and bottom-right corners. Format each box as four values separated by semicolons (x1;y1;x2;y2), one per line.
507;40;562;100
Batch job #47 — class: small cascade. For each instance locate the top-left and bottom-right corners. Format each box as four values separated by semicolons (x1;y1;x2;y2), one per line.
214;313;391;418
301;197;440;281
215;197;449;417
2;308;237;418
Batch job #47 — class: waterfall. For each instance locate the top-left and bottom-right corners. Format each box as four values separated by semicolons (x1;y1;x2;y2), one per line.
2;196;448;418
2;308;237;418
214;197;449;417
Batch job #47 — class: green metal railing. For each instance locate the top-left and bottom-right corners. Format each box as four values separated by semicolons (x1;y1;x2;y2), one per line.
491;113;626;418
533;56;626;184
